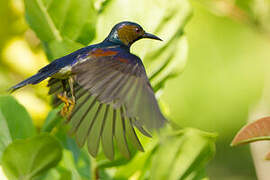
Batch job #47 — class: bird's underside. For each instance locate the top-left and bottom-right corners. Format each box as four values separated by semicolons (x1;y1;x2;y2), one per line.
48;54;166;160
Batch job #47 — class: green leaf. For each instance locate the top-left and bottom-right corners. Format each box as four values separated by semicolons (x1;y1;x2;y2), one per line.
50;122;92;179
42;38;83;61
113;142;158;179
113;128;216;180
57;150;85;180
24;0;97;59
0;95;36;140
0;110;12;162
150;128;216;180
41;107;63;133
73;149;91;179
35;149;91;180
1;134;63;180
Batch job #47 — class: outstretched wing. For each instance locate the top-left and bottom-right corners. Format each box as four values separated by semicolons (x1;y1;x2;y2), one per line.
72;51;166;130
47;48;166;160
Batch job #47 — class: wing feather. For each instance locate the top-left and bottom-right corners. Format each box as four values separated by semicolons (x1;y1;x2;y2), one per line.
101;106;115;160
47;50;166;159
72;55;166;130
126;118;144;151
87;103;104;157
99;65;133;103
132;118;152;138
115;108;130;159
74;96;99;147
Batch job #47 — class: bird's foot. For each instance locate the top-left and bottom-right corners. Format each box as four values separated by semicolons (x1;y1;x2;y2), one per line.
57;93;75;118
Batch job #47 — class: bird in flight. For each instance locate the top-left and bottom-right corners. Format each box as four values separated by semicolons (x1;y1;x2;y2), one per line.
10;21;167;160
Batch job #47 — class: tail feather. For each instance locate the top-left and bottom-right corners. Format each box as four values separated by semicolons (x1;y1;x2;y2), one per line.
9;71;53;92
9;48;81;93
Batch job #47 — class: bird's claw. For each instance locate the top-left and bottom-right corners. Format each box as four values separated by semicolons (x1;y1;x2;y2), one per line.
57;93;75;118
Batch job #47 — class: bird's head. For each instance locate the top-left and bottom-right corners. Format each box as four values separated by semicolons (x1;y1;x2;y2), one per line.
105;21;162;47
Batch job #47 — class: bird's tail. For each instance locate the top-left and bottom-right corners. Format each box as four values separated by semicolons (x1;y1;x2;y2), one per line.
9;71;54;92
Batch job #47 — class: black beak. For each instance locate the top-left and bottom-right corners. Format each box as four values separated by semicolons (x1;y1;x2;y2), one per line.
143;32;162;41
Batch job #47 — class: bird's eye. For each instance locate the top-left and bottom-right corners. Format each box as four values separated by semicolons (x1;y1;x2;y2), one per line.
135;28;140;33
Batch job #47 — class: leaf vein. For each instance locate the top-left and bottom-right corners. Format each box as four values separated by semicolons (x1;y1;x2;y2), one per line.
36;0;63;41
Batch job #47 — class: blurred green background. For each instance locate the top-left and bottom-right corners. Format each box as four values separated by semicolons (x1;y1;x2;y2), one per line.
2;0;270;179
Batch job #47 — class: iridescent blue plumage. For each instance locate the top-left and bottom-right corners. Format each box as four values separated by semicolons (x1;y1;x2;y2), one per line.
9;45;93;91
10;21;165;160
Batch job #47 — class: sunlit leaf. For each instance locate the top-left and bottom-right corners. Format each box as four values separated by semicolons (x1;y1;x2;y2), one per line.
96;156;134;169
43;38;83;61
150;128;216;180
1;134;62;180
0;110;12;163
113;144;157;179
231;116;270;146
0;95;36;140
24;0;97;59
112;128;216;180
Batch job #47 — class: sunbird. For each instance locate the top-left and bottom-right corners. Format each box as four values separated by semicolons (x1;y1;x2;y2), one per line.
10;21;166;160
